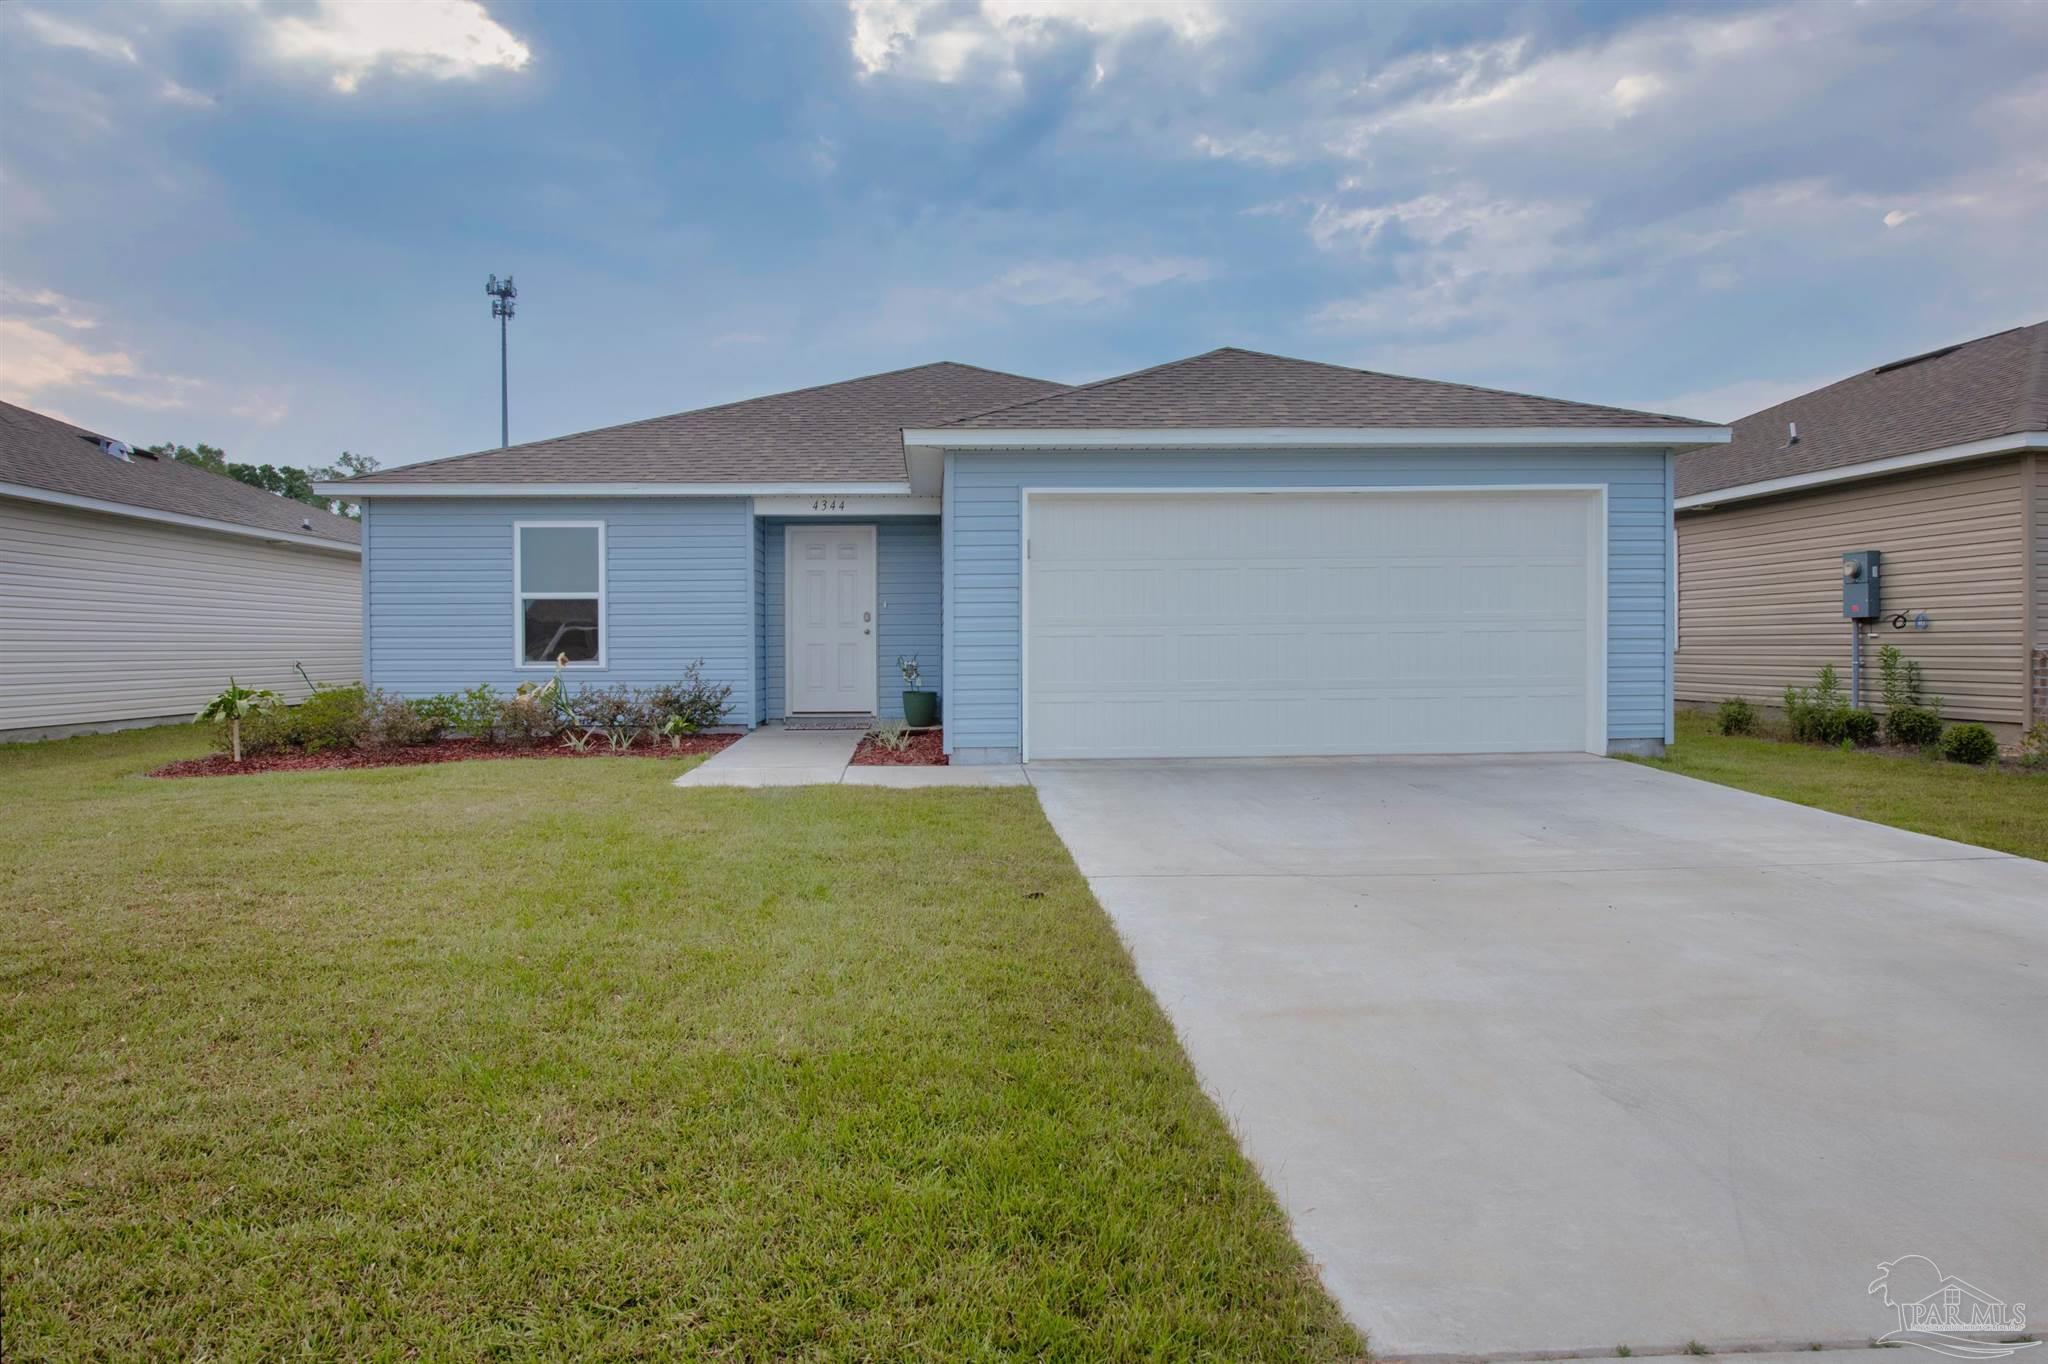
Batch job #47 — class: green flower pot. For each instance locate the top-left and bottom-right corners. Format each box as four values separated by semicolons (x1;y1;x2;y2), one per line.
902;690;939;729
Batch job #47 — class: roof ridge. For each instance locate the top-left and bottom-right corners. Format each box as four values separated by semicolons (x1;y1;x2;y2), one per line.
1274;351;1721;427
2017;321;2048;431
369;360;1060;480
938;347;1240;427
946;345;1719;429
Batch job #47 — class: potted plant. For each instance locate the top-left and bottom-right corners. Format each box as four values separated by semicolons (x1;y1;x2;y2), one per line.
898;654;938;729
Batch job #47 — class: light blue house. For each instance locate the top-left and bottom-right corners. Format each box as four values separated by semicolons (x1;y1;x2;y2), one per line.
324;349;1728;762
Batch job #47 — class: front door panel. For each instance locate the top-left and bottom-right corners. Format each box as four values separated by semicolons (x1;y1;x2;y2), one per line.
787;525;877;714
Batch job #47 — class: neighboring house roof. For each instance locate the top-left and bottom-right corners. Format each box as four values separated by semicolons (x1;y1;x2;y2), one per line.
353;362;1066;488
0;400;361;550
942;347;1720;431
1677;321;2048;502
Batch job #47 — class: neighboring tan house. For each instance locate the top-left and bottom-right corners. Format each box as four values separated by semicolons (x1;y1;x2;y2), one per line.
1;400;362;740
320;348;1729;762
1674;321;2047;740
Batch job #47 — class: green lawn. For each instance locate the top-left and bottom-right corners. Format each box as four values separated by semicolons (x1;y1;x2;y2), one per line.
0;727;1361;1362
1628;710;2048;861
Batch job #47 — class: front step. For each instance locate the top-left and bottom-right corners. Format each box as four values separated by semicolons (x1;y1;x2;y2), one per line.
781;714;875;731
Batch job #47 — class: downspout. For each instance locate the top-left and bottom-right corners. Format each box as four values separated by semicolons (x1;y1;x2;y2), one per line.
1665;450;1677;747
940;450;954;757
359;498;374;689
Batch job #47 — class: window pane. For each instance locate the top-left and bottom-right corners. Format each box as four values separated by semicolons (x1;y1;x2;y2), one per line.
519;526;600;594
522;598;600;663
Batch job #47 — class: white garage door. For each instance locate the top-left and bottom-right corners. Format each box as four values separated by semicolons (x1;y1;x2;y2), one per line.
1023;490;1602;759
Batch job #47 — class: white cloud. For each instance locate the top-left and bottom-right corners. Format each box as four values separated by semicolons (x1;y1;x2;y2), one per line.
868;251;1212;344
0;283;265;418
984;254;1212;307
12;8;138;64
261;0;533;94
0;316;138;404
850;0;1219;84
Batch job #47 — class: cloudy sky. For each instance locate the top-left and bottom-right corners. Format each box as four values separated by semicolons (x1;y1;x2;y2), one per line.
2;0;2044;470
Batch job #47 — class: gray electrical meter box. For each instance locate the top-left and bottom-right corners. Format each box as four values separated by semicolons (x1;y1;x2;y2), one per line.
1842;549;1881;620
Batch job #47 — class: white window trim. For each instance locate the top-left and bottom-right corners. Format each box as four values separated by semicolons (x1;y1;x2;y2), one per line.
1018;485;1610;760
513;520;607;670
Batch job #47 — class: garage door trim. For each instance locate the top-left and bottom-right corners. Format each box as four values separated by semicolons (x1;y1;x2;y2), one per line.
1019;485;1609;761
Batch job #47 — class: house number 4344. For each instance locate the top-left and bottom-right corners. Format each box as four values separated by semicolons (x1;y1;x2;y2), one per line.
811;498;847;511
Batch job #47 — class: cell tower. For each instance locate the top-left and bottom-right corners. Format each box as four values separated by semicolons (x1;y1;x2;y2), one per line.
485;274;517;448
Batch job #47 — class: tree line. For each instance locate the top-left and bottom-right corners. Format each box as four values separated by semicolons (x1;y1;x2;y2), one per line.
146;443;380;520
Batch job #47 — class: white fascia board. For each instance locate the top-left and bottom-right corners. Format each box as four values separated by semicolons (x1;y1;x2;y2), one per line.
1;482;362;555
754;493;940;516
316;480;916;499
1674;431;2048;510
902;426;1730;449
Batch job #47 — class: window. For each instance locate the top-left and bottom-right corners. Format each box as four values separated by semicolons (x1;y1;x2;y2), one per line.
515;522;605;666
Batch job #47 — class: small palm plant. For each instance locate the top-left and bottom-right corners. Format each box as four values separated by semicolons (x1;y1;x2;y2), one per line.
195;678;281;763
661;714;699;750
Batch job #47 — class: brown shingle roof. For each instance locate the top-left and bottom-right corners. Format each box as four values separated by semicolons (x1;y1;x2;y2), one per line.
944;347;1720;431
0;400;361;547
1676;321;2048;499
358;362;1065;486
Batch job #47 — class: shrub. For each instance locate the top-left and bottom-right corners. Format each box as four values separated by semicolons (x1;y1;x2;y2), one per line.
1885;705;1944;748
365;691;443;747
2020;722;2048;771
1879;644;1945;745
1715;698;1758;736
567;684;656;751
291;683;369;753
1940;723;1999;766
648;661;734;734
414;683;499;740
232;683;368;756
1841;709;1880;747
1784;664;1853;744
496;689;561;747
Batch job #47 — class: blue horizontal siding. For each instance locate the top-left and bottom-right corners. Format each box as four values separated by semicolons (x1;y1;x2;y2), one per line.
943;449;1676;755
364;497;754;721
761;518;942;720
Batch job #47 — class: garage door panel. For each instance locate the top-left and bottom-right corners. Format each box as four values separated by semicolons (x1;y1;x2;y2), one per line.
1025;492;1598;759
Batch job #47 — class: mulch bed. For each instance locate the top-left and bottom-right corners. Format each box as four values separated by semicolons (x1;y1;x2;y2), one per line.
850;728;948;766
150;733;741;779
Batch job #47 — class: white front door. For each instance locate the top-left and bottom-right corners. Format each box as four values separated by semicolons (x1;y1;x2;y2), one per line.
786;524;878;714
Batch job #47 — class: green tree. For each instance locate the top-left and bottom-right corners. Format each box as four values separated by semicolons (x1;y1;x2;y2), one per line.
309;451;379;519
148;443;379;520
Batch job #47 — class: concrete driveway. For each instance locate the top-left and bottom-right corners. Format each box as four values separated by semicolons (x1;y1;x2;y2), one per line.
1029;756;2048;1360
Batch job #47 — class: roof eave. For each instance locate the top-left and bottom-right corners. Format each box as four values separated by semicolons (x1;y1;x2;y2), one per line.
1675;431;2048;510
903;425;1731;450
1;482;362;553
316;479;917;498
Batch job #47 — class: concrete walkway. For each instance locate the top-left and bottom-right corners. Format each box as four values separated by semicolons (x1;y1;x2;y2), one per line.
673;724;1027;787
1030;755;2048;1359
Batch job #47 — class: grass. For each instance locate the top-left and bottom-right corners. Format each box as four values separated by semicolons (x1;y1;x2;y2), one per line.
0;727;1361;1362
1628;710;2048;861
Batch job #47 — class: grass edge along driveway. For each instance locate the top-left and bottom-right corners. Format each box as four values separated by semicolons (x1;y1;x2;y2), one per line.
1624;709;2046;861
0;726;1364;1362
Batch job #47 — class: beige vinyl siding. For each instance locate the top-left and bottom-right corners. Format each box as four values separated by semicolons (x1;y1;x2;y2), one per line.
1;497;360;733
1676;456;2027;726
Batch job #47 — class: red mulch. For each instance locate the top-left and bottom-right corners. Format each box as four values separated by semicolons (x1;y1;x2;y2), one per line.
850;728;948;766
149;733;741;779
